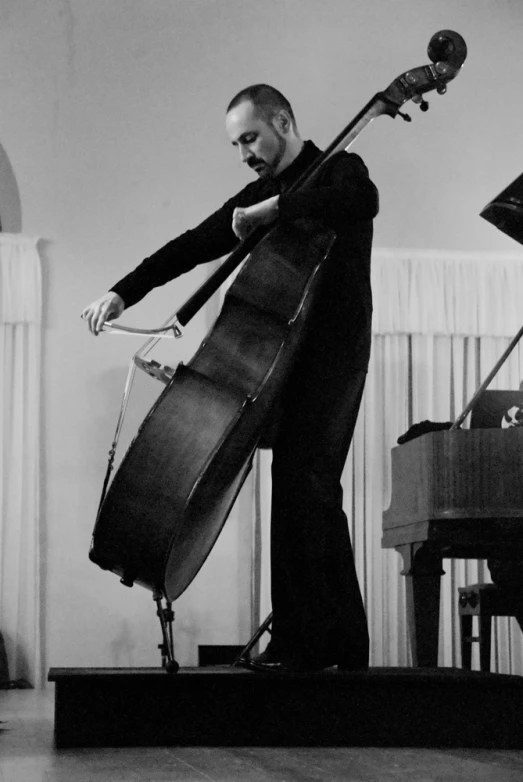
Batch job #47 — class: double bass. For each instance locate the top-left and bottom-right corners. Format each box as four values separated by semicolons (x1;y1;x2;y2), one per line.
89;31;467;671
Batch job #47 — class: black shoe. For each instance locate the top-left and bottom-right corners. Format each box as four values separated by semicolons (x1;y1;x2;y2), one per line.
242;648;368;674
242;648;286;673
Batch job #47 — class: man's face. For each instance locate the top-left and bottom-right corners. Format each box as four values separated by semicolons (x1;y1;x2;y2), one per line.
226;100;287;179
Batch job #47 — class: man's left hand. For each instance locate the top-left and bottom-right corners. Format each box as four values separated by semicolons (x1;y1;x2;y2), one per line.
232;195;279;240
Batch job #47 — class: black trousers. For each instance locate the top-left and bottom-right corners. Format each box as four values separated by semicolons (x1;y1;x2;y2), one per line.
269;304;370;668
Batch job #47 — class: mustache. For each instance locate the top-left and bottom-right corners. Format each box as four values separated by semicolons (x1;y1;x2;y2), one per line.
247;157;266;170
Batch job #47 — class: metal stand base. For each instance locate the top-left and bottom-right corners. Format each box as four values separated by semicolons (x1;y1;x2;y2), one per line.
233;612;273;666
153;592;179;674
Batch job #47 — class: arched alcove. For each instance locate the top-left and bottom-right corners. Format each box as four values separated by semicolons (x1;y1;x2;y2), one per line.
0;142;21;232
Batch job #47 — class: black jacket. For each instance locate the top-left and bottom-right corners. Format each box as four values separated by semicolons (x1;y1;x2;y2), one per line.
111;140;378;367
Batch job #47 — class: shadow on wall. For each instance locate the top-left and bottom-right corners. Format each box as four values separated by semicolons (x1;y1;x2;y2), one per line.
0;631;9;683
0;142;21;232
0;631;32;689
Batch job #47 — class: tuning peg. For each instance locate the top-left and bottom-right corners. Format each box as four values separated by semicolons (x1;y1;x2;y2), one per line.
411;94;430;112
397;110;412;122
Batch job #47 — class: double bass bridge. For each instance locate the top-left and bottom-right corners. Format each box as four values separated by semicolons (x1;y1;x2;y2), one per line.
134;355;177;385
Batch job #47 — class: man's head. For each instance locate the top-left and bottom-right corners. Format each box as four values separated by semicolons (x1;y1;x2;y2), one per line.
225;84;302;179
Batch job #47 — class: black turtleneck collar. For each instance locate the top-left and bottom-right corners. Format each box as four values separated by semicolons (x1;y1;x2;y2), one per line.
275;140;321;191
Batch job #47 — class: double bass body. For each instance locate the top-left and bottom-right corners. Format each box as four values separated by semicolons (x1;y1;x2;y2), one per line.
89;218;335;601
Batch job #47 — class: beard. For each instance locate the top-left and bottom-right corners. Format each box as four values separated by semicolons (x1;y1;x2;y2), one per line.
249;132;287;179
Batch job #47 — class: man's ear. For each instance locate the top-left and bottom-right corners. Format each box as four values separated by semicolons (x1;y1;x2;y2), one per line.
275;109;292;134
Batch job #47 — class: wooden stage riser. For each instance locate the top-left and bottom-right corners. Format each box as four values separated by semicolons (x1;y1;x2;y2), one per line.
49;667;523;749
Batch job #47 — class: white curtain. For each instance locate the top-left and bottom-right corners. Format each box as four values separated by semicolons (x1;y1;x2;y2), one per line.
0;234;42;687
251;248;523;673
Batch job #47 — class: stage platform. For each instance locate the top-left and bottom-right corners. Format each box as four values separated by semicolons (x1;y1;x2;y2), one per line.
48;665;523;749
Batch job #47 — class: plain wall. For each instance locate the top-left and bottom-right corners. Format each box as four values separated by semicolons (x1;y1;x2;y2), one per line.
0;0;521;676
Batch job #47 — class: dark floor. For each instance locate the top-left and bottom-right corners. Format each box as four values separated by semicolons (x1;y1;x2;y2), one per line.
2;688;523;781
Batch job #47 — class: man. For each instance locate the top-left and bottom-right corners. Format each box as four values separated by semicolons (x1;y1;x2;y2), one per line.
82;84;379;672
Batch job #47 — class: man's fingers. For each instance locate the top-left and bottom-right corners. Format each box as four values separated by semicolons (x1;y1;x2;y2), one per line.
95;304;113;334
81;307;95;334
81;304;106;335
88;308;101;335
82;293;124;336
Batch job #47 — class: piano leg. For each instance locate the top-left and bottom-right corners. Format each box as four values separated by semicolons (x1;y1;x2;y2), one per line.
460;614;473;670
478;616;492;673
398;543;445;668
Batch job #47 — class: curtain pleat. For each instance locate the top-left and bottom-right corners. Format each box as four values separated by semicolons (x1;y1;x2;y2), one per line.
372;249;523;337
0;234;41;687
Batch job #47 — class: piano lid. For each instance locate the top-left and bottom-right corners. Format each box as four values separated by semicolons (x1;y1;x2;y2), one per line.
480;173;523;246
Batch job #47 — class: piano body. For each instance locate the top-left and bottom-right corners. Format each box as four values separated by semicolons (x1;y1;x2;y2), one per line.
382;428;523;667
382;172;523;667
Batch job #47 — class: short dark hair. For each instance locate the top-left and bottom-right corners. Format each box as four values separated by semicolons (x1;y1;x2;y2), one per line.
226;84;297;130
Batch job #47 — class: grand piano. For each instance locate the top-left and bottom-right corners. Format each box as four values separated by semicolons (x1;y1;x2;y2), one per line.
382;174;523;667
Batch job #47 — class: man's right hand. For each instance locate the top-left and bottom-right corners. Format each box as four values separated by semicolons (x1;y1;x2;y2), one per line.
81;291;125;335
